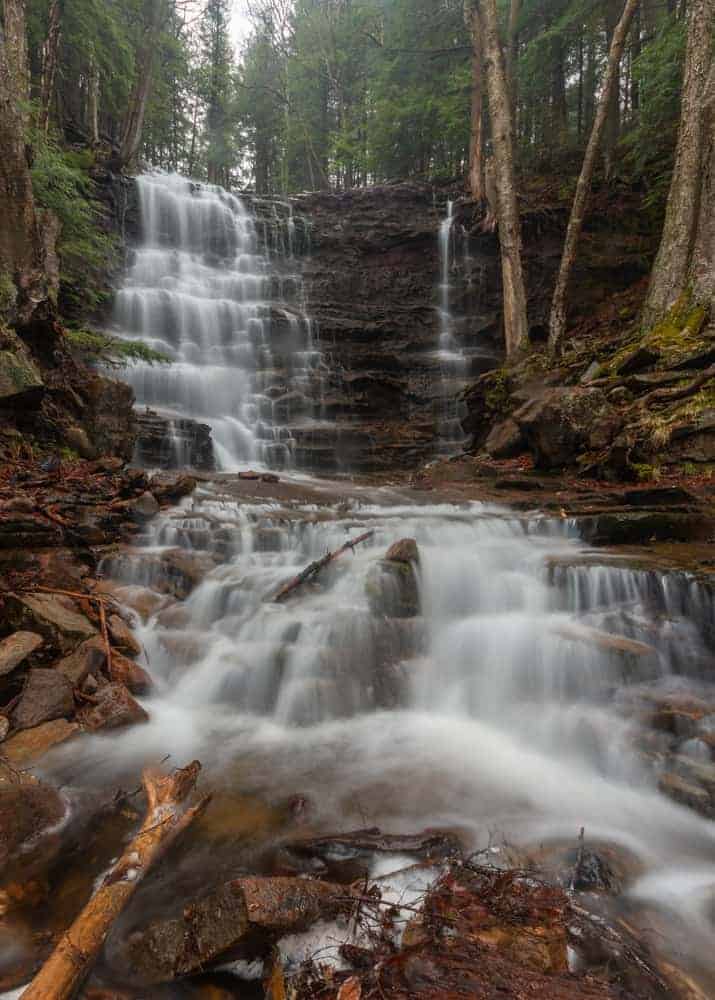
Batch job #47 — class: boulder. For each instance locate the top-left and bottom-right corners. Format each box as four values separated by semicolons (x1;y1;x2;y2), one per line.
147;472;197;503
1;719;80;765
127;491;160;521
112;877;355;985
0;336;44;406
64;425;97;460
0;631;43;677
366;539;421;618
384;538;419;564
11;669;75;731
484;418;526;459
107;651;152;695
4;593;96;653
76;683;148;731
55;636;106;686
0;780;66;870
107;614;142;657
513;388;620;470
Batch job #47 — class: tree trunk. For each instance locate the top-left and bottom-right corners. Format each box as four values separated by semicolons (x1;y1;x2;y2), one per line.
474;0;529;357
86;52;100;147
603;0;624;176
506;0;521;123
548;0;640;353
20;761;209;1000
38;0;62;134
644;0;714;324
0;0;56;326
464;1;485;202
118;0;165;170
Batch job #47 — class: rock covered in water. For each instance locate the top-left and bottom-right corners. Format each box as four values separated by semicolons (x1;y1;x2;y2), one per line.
107;614;142;657
366;538;421;618
0;631;43;677
0;774;65;870
11;668;75;731
111;877;355;985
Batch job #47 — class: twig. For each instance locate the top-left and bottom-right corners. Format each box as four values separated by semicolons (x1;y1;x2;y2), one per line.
270;530;375;602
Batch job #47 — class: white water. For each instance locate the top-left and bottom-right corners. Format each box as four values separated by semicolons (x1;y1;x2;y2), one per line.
62;485;714;983
435;200;469;456
112;173;320;470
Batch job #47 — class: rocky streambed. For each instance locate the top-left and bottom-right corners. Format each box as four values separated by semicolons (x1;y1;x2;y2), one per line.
1;461;715;999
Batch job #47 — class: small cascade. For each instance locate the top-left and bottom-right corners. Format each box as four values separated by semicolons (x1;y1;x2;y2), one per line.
112;173;323;471
435;200;469;457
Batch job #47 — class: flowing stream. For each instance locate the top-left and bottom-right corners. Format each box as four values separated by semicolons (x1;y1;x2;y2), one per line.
435;200;469;456
26;175;715;992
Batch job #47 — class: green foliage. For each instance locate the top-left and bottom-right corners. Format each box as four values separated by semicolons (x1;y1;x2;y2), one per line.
30;128;117;310
65;328;172;366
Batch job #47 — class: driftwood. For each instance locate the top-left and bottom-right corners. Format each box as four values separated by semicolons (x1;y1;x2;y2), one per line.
271;530;375;602
20;760;210;1000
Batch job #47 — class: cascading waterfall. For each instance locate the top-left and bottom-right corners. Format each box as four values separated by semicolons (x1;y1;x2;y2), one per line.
435;200;469;456
112;173;321;470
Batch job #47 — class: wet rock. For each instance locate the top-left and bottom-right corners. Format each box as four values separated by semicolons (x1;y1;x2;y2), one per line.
0;716;8;741
678;738;711;761
0;780;65;869
148;472;198;503
76;682;149;731
621;486;695;507
513;388;620;470
581;512;711;546
4;593;96;653
385;538;420;564
0;632;43;677
485;418;526;459
261;472;280;483
658;771;712;816
127;491;160;521
55;636;106;686
107;651;152;695
113;877;355;985
82;372;136;461
12;669;75;731
0;333;44;406
1;719;80;765
615;345;660;376
107;614;142;657
135;410;214;470
367;539;420;618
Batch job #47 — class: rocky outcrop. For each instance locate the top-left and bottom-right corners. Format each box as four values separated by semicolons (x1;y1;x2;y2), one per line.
134;409;215;470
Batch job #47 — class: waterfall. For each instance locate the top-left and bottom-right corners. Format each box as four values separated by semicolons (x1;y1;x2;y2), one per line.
435;200;468;456
112;173;321;471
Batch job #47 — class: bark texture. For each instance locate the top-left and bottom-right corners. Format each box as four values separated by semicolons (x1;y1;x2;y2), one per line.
20;761;209;1000
474;0;529;357
643;0;714;324
548;0;640;352
464;1;485;202
0;0;55;324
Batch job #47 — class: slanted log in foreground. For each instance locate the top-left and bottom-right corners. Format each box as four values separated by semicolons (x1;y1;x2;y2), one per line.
271;530;375;603
20;760;210;1000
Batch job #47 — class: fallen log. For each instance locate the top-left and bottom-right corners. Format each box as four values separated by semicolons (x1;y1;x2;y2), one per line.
20;760;210;1000
270;530;375;603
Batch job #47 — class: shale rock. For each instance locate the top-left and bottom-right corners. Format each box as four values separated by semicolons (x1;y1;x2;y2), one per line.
5;593;96;653
0;632;43;677
55;636;106;686
12;669;75;731
76;682;149;731
148;472;198;503
581;512;711;546
126;491;160;521
113;877;354;985
1;719;80;765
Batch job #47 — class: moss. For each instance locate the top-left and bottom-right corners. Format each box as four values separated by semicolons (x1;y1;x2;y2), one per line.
59;446;80;462
0;273;16;320
633;463;661;482
484;368;513;415
65;328;172;366
606;293;710;376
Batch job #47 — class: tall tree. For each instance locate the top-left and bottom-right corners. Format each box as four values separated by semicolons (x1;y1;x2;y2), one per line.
118;0;166;169
549;0;640;352
473;0;529;357
38;0;62;133
643;0;714;323
464;0;485;201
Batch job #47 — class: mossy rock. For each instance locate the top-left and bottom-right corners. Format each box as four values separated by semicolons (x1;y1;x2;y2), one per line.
0;339;44;406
